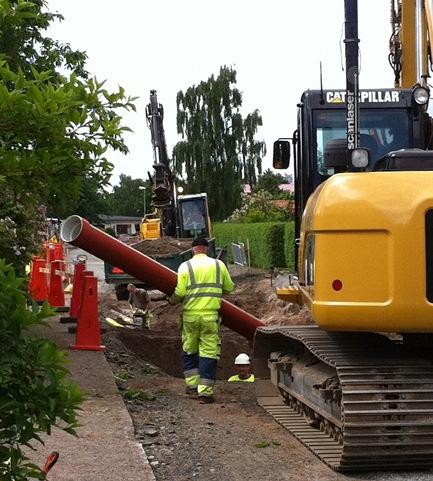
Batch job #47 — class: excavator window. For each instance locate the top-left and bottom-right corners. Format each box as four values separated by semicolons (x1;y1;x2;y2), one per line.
303;234;315;289
179;198;209;238
314;109;412;174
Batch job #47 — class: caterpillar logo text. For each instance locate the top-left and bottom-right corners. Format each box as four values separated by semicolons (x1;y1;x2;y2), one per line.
327;90;400;103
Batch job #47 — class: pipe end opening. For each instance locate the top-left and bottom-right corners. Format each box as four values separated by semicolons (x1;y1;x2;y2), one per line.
61;215;83;243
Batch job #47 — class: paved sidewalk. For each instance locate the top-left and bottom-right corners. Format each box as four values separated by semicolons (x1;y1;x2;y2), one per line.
30;318;156;481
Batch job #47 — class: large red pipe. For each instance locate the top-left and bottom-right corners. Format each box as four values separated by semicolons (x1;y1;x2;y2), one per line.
61;216;263;339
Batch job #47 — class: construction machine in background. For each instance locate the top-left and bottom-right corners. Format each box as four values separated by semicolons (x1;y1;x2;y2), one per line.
254;0;433;471
142;90;211;240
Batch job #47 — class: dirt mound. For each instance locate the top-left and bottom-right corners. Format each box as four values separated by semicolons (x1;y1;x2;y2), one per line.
226;275;312;326
129;237;192;256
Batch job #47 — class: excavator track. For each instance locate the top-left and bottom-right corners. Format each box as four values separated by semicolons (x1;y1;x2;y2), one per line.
255;326;433;471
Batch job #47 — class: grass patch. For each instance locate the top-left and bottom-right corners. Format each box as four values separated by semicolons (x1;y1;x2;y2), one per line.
141;365;160;375
123;388;155;401
255;439;281;449
114;369;134;383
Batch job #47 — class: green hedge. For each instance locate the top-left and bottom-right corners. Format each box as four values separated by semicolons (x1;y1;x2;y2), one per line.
284;222;295;271
213;222;295;270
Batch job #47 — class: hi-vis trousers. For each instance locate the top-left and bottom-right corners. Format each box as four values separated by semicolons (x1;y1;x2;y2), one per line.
181;312;220;397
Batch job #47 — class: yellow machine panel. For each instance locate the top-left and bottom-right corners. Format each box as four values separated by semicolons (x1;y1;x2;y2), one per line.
139;218;161;240
298;171;433;332
315;230;390;303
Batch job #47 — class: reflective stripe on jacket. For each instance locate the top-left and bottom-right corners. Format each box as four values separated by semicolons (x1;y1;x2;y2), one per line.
174;254;234;314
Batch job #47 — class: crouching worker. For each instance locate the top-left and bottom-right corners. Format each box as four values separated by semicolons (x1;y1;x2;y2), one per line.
169;238;235;404
228;353;255;382
127;284;152;329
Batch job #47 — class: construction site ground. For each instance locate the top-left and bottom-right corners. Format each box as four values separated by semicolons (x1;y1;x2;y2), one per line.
51;246;433;480
98;264;433;481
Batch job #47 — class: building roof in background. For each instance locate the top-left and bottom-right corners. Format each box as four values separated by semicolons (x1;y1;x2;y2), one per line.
99;215;142;223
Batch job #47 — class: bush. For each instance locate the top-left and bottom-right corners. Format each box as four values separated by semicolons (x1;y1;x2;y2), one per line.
284;222;296;271
104;227;117;238
0;261;83;480
213;222;287;269
225;190;293;224
0;187;48;276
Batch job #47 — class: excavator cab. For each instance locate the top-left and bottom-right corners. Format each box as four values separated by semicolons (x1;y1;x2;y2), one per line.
274;87;432;265
177;194;211;239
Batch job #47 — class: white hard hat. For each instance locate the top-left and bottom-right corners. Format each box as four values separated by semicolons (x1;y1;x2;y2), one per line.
234;353;250;365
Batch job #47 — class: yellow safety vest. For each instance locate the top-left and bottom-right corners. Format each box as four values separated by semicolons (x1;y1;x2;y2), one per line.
174;254;234;315
228;374;255;383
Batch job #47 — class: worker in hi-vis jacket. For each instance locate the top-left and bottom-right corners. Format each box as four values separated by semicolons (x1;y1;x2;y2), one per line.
169;237;234;403
228;353;255;382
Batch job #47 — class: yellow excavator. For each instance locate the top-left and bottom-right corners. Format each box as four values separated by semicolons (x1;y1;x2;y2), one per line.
254;0;433;471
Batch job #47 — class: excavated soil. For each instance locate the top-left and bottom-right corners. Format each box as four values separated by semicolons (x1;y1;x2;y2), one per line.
127;237;193;256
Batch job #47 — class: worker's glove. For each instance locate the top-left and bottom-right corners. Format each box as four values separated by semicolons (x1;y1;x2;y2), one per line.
167;293;181;305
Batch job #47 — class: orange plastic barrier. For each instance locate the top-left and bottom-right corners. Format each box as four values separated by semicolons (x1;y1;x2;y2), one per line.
45;242;64;264
70;275;106;351
48;260;65;308
59;261;86;323
31;258;49;302
28;256;41;299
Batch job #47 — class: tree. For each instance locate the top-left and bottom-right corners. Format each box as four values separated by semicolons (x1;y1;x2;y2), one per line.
0;0;136;272
107;175;152;217
173;66;266;220
0;0;88;79
68;175;112;224
255;169;286;196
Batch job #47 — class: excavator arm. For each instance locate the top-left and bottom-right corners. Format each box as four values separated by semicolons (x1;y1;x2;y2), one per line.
390;0;433;87
146;90;177;236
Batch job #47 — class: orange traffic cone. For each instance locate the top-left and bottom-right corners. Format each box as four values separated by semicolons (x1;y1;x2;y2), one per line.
60;261;86;323
70;275;106;351
48;260;66;309
32;258;49;303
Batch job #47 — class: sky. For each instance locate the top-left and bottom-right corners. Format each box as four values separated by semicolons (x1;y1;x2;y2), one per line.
47;0;393;185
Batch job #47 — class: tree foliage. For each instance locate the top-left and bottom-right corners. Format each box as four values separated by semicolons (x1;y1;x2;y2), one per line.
0;0;136;271
255;169;289;197
0;261;83;480
173;66;265;220
0;58;136;216
0;0;88;79
68;175;111;225
106;175;152;217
